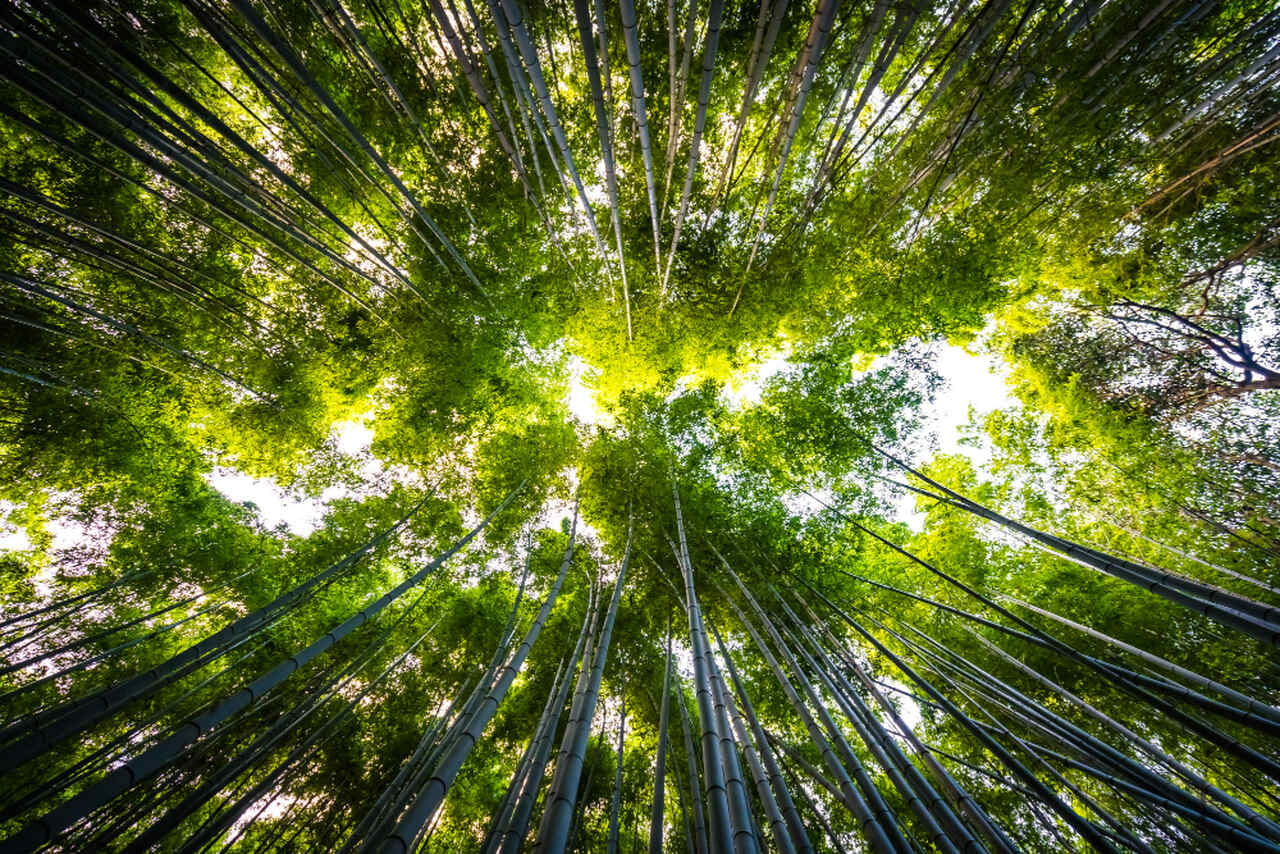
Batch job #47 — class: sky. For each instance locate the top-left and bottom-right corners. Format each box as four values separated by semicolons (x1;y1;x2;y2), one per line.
0;343;1017;549
204;418;379;537
213;341;1013;537
894;344;1016;528
719;341;1016;528
928;344;1016;459
719;340;1014;452
0;343;1014;735
563;354;611;427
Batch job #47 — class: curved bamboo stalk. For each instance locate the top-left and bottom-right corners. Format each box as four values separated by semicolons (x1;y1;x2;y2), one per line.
481;657;566;853
706;636;759;854
1;486;521;848
138;609;445;853
708;622;797;854
619;0;662;270
378;511;581;852
792;574;1124;852
648;622;672;854
868;448;1280;644
714;624;813;854
670;479;735;854
718;577;904;854
226;0;485;297
490;578;597;854
733;0;840;308
0;494;435;766
606;695;626;854
771;610;970;854
496;0;610;264
532;517;632;853
676;675;710;854
573;0;631;338
800;497;1280;741
660;0;723;297
1003;595;1280;726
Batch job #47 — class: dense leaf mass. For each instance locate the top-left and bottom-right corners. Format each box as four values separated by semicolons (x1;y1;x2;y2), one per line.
0;0;1277;851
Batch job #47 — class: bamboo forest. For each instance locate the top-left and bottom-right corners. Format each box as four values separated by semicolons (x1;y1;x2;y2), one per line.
2;0;1280;850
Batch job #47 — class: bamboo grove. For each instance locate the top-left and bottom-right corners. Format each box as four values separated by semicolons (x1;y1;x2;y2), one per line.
0;0;1277;851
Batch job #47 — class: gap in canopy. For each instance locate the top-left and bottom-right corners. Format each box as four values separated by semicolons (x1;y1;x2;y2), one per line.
203;410;419;537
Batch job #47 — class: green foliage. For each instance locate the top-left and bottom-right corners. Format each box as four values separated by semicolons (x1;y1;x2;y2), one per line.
1;1;1277;851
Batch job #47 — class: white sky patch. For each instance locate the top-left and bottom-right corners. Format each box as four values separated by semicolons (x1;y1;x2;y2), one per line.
544;498;598;541
343;227;399;294
879;675;924;731
206;467;328;536
28;555;58;603
930;344;1015;459
257;122;293;173
779;487;834;519
564;355;613;427
331;418;375;456
534;467;601;548
228;793;295;840
46;514;103;555
205;413;399;537
0;500;32;552
0;527;32;552
723;342;793;408
584;158;611;208
891;343;1017;530
0;497;121;601
543;488;605;562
